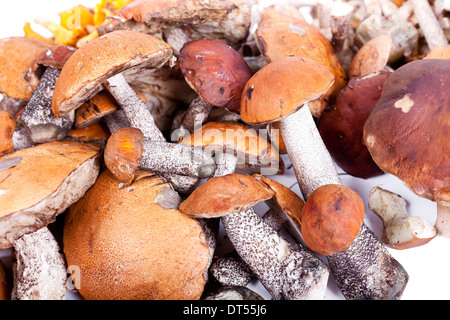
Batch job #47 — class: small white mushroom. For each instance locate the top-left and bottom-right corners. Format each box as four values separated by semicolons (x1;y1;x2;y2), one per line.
369;186;436;249
11;227;67;300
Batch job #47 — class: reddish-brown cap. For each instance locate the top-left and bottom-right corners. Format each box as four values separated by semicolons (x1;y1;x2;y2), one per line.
363;59;450;204
179;39;252;114
300;184;365;256
179;173;275;218
35;45;76;69
240;56;335;125
104;127;145;185
52;30;173;117
318;71;391;178
0;37;50;101
64;170;210;300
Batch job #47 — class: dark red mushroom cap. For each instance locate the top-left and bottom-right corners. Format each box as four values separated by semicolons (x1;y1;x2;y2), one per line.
318;71;391;179
178;39;253;114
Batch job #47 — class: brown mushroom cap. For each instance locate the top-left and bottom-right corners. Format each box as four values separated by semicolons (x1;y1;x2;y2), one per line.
318;71;391;179
0;111;15;157
178;121;283;173
0;141;100;249
254;5;347;117
348;34;393;79
97;0;251;48
104;127;145;185
179;173;275;218
424;46;450;59
52;30;173;118
0;37;50;101
363;59;450;203
240;56;335;125
179;39;253;114
35;44;76;69
64;170;210;300
300;184;365;256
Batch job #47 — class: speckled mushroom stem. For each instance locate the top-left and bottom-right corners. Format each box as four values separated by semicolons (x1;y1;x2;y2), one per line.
327;224;409;300
180;96;214;133
139;139;216;179
21;67;74;144
279;103;342;199
412;0;449;49
280;103;409;300
104;110;129;134
105;73;200;194
12;126;34;151
105;73;166;141
214;153;329;299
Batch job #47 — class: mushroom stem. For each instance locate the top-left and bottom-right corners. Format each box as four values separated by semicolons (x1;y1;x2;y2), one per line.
12;126;34;151
222;206;329;299
105;73;165;141
139;139;216;178
329;1;355;72
180;96;214;133
327;224;409;299
104;110;129;134
436;201;450;237
279;103;341;199
20;67;74;143
412;0;449;49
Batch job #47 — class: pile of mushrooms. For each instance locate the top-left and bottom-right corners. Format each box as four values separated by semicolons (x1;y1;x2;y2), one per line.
0;0;449;300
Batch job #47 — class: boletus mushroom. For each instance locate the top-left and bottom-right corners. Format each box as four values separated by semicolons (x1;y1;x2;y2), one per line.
363;59;450;237
63;170;210;300
0;141;101;249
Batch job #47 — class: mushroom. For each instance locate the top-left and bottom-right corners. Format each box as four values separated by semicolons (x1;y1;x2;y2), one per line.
210;173;304;287
240;56;340;199
97;0;252;53
300;184;409;299
178;121;283;176
318;71;391;178
241;56;409;299
0;141;101;249
176;39;253;132
254;5;348;118
369;186;437;249
104;127;216;185
0;111;15;157
363;59;450;237
63;170;211;300
11;227;67;300
347;34;393;79
424;45;450;59
179;173;330;300
0;37;50;116
51;30;198;193
20;45;76;144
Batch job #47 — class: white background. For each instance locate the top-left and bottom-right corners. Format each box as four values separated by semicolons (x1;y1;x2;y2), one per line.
0;0;448;300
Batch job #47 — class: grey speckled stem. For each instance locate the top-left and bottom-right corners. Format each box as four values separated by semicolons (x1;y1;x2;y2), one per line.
280;104;409;299
216;153;329;299
21;67;74;144
104;73;200;194
12;126;34;151
279;104;341;199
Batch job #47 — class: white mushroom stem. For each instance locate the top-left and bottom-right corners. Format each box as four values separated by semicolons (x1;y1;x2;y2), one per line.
412;0;449;49
104;110;129;134
279;103;341;199
436;202;450;238
329;1;355;71
180;96;214;133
